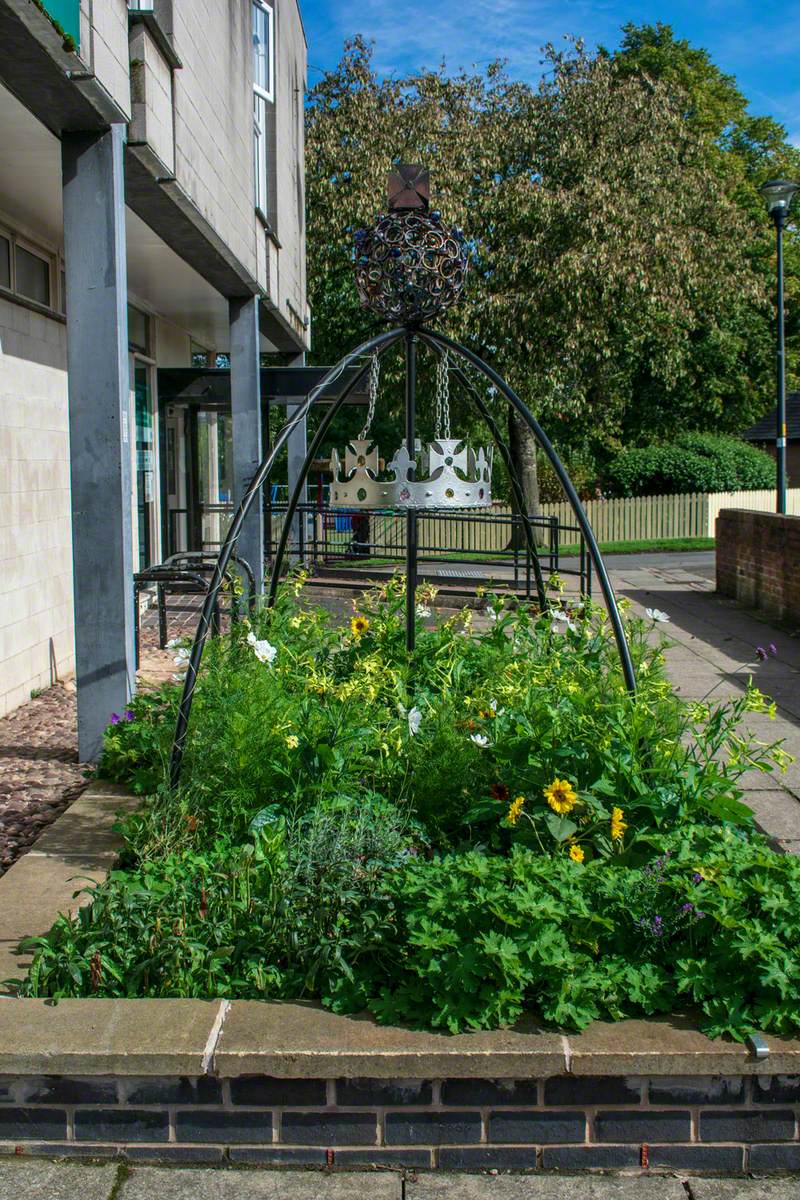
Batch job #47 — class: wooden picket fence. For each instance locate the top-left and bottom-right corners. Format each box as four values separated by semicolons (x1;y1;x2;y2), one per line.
362;487;800;552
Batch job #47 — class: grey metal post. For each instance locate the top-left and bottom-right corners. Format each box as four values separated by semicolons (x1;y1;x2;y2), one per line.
286;352;308;564
62;125;135;762
229;296;264;592
775;213;787;514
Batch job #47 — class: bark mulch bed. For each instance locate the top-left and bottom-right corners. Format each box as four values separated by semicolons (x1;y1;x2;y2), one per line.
0;682;86;878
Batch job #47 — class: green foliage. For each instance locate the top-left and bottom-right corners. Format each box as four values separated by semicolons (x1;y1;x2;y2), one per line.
362;826;800;1038
605;433;776;497
13;580;795;1041
97;687;176;795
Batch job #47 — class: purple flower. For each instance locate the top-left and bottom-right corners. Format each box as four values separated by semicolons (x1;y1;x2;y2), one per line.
696;910;706;920
110;712;121;725
769;644;778;658
681;902;693;912
124;710;134;722
756;646;768;662
692;873;704;884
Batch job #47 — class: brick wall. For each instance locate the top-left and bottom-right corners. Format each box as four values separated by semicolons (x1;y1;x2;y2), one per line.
716;509;800;624
1;1073;799;1172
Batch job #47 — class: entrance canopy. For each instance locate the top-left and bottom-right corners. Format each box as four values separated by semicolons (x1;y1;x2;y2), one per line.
157;365;370;409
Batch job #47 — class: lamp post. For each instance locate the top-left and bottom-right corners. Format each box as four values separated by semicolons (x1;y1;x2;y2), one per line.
760;178;798;514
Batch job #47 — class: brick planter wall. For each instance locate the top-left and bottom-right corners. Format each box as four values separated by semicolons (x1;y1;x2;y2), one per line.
1;1072;799;1172
716;509;800;623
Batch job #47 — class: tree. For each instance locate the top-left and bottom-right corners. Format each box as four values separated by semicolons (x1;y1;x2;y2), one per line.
305;37;767;508
611;21;800;417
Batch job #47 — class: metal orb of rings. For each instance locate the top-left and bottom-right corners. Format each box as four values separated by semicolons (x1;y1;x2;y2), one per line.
353;210;469;325
167;163;637;790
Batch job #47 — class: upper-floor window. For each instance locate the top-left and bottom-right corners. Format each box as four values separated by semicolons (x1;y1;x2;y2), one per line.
252;0;274;102
252;0;274;220
0;224;59;312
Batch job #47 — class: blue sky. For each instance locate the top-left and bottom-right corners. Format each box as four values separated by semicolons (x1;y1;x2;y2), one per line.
301;1;800;144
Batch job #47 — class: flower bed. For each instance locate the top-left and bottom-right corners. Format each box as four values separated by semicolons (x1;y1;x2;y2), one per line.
13;578;800;1042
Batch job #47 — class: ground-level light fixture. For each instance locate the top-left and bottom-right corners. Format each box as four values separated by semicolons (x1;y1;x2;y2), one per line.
760;178;798;515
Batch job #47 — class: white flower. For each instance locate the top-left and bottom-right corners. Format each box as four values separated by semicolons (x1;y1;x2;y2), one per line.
645;608;670;623
551;617;577;634
407;706;422;736
416;605;432;619
470;733;489;748
247;631;277;665
173;647;190;665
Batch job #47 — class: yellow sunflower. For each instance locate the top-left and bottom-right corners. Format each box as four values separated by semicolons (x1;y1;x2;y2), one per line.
569;844;585;863
350;615;370;637
610;806;628;842
544;778;578;815
506;795;525;825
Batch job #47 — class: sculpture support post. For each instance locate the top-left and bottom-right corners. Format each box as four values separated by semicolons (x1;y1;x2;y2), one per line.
405;330;418;653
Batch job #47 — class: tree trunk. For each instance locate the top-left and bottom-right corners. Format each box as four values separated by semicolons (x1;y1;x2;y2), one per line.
507;406;544;548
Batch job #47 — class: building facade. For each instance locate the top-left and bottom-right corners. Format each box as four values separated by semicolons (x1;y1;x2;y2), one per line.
0;0;309;753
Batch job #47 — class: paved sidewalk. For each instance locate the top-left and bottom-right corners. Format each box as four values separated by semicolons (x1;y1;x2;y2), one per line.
1;1161;799;1199
608;555;800;853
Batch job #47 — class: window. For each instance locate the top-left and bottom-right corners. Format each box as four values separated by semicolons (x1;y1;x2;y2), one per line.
16;244;50;306
128;304;150;354
252;0;274;219
0;225;57;310
252;0;273;102
0;236;9;289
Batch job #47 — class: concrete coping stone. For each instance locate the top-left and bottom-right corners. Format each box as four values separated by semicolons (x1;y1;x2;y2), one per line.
1;786;799;1080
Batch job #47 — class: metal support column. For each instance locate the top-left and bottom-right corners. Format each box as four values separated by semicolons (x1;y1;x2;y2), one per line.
62;125;135;762
229;296;264;592
286;351;308;564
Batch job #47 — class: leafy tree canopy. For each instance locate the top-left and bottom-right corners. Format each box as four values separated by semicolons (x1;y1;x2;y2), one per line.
305;31;798;501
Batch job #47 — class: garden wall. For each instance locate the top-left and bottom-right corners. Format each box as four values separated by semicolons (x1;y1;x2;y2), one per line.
1;1001;800;1172
716;509;800;624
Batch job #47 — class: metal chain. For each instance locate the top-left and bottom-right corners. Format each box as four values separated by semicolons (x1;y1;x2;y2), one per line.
435;351;451;440
358;351;380;440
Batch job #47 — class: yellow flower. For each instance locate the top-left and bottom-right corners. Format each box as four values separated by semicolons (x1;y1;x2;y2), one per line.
544;778;578;815
569;844;585;863
285;734;299;749
610;806;627;842
506;795;525;825
351;615;370;637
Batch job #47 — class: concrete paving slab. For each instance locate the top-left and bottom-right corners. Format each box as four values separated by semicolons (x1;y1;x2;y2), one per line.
0;854;104;985
407;1177;685;1199
118;1167;402;1199
689;1182;800;1199
746;790;800;840
0;1158;118;1200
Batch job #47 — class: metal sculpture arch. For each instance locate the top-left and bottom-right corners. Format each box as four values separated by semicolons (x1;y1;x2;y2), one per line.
168;323;637;791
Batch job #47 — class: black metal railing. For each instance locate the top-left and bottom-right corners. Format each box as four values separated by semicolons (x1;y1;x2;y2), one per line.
266;503;592;598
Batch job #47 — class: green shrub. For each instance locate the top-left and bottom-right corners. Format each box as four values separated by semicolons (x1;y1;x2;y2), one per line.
360;826;800;1039
12;579;795;1040
605;433;775;497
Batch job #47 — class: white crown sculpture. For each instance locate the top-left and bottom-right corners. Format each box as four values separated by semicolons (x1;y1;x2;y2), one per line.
329;347;493;511
329;436;493;511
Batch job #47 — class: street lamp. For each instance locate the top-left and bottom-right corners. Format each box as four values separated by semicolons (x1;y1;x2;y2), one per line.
761;178;798;514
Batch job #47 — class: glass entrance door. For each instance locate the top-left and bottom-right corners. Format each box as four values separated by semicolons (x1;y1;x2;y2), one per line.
134;361;157;569
196;409;234;550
